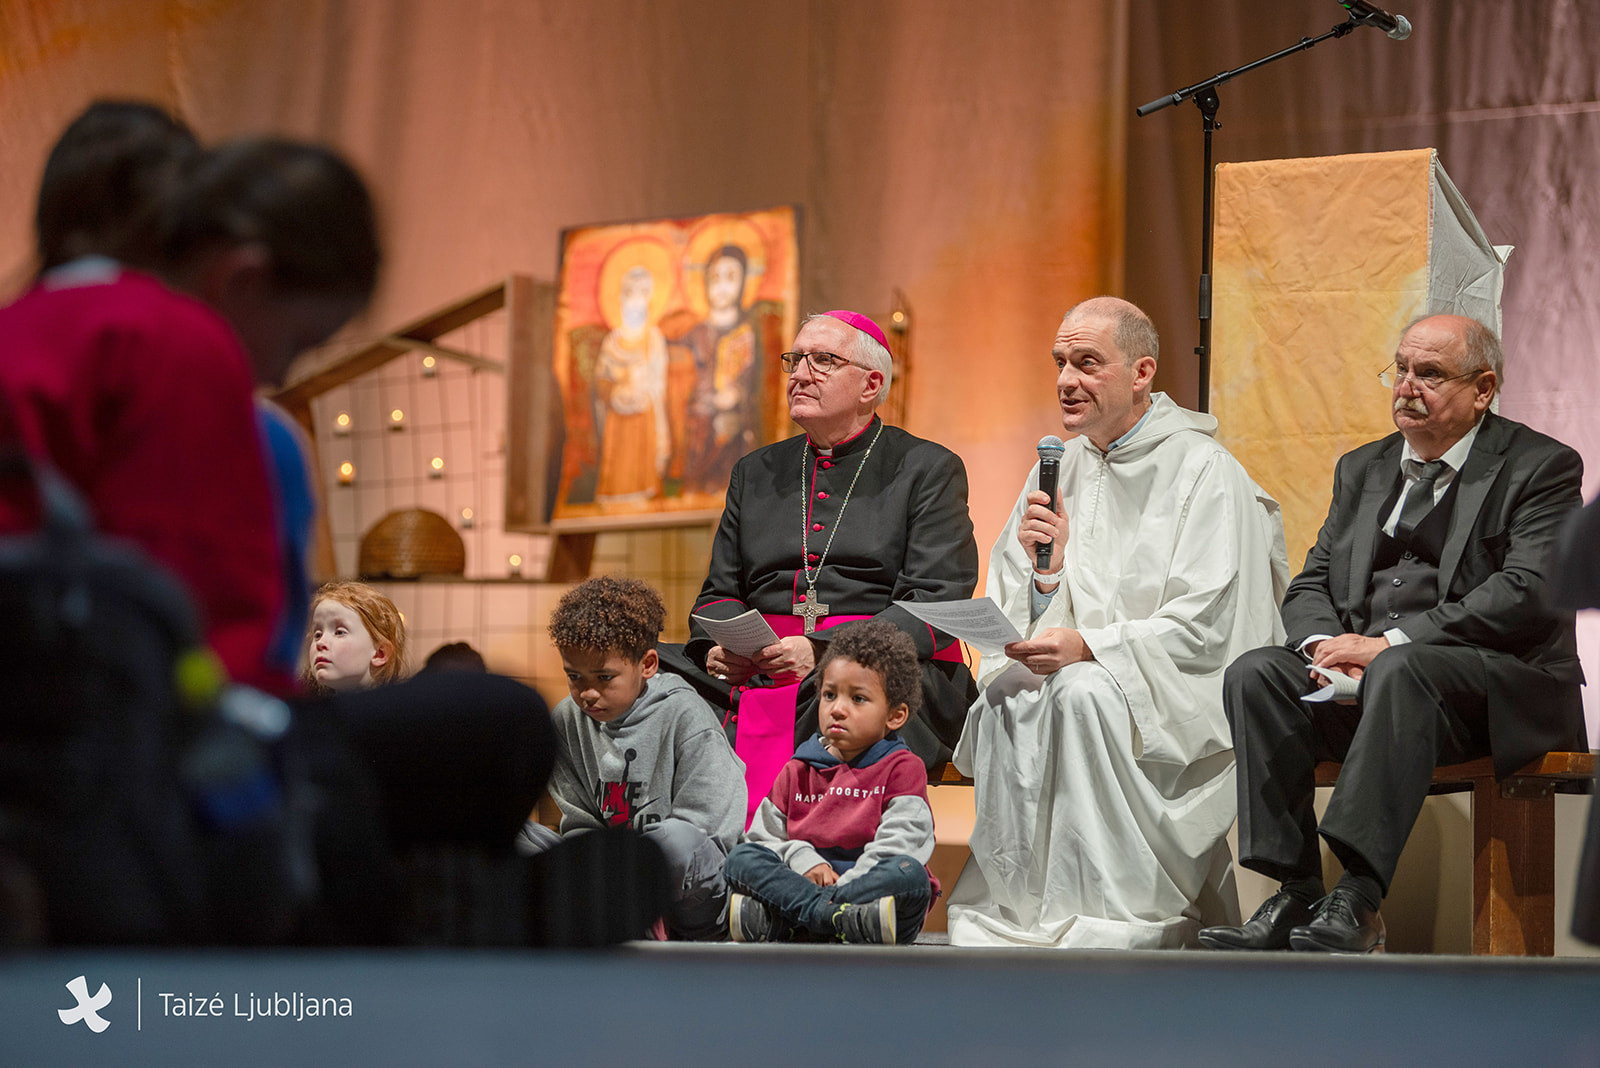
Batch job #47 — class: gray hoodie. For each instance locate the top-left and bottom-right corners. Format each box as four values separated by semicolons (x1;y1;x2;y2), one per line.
547;672;746;852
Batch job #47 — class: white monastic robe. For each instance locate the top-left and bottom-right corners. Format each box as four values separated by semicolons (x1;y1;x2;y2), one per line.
947;393;1290;949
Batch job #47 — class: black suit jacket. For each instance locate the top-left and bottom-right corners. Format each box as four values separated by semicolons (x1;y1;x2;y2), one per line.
1281;411;1585;777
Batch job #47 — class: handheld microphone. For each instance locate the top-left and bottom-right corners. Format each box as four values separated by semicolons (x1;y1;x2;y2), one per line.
1340;1;1412;40
1035;436;1065;571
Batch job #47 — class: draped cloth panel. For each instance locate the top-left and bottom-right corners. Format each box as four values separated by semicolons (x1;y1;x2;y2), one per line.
1210;148;1507;561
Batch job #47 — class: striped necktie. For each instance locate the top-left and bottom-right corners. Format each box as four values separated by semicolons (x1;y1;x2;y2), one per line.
1395;459;1447;542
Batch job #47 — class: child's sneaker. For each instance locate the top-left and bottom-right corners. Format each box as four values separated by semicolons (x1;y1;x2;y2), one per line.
728;892;780;942
830;896;897;944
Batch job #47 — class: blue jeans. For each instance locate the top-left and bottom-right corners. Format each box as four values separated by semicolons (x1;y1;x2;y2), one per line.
724;843;931;943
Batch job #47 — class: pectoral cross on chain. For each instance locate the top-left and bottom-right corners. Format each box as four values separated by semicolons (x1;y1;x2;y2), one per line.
792;587;829;635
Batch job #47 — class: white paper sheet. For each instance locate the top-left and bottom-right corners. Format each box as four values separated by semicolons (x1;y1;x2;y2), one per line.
690;609;780;658
894;598;1022;654
1303;665;1360;703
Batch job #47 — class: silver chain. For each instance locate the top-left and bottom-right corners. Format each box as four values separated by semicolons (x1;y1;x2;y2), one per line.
800;421;885;590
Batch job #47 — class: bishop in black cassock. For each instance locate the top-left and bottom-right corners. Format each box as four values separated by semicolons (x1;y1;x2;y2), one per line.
675;310;978;814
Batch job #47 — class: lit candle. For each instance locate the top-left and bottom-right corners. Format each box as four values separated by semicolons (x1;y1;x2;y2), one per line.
389;408;405;430
429;456;445;479
337;461;355;486
421;355;438;377
333;411;352;436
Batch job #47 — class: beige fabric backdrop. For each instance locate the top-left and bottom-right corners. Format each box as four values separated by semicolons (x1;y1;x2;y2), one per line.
0;0;1128;564
1211;149;1436;558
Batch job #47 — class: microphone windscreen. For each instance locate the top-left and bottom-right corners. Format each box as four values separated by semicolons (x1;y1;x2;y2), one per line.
1036;435;1066;461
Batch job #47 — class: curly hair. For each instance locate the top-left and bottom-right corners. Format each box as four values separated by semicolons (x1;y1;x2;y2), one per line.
302;580;407;692
816;620;921;717
548;576;665;661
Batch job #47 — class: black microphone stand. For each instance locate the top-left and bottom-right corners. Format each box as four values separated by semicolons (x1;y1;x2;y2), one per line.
1136;17;1363;413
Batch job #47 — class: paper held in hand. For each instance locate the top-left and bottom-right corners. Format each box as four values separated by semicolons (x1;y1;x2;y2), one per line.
893;598;1022;655
691;609;781;658
1304;666;1360;703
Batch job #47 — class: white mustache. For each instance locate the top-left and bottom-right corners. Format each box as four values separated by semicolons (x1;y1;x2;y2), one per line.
1394;396;1429;416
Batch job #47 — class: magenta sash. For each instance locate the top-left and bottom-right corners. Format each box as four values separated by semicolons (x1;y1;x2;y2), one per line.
734;613;963;826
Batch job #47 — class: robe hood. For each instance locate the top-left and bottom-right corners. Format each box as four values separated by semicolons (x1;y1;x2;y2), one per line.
1078;392;1215;462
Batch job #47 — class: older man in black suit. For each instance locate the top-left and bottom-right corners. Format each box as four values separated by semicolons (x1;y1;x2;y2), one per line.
1200;314;1585;954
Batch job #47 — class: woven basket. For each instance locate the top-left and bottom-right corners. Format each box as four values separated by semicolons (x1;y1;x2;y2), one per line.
358;509;466;579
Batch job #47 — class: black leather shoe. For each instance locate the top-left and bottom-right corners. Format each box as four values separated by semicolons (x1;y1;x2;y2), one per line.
1289;887;1386;954
1198;890;1315;950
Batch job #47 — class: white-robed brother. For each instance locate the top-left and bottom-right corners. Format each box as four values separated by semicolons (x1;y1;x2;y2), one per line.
946;298;1289;949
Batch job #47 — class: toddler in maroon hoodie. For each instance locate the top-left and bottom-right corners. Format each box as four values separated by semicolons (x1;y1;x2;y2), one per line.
725;621;937;943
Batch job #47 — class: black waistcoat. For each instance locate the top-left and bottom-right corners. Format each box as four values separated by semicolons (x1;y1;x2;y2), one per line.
1363;475;1460;637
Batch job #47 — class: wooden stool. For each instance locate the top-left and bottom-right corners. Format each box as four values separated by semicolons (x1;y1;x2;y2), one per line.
1315;752;1594;956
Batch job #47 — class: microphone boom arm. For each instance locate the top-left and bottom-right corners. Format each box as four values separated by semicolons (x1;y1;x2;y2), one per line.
1135;20;1359;118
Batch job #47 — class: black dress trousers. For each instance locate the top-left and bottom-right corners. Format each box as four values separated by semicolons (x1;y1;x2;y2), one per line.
1226;642;1491;892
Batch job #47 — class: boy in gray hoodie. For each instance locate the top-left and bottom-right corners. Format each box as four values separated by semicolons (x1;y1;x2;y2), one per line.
520;576;746;940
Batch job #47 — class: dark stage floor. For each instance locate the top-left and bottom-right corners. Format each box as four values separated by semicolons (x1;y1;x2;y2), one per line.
6;942;1600;1066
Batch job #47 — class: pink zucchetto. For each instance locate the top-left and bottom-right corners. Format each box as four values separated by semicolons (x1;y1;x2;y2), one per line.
821;309;890;352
